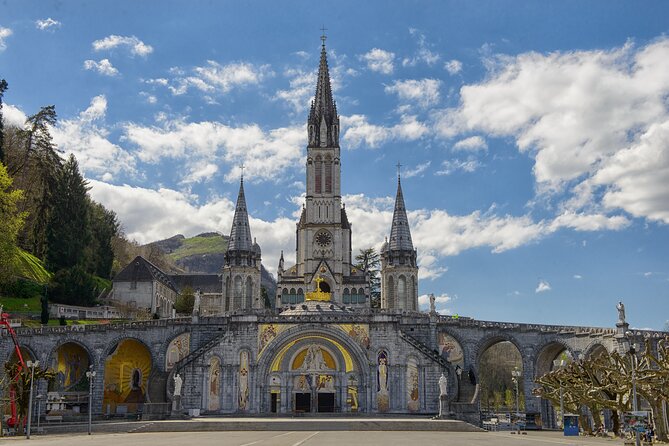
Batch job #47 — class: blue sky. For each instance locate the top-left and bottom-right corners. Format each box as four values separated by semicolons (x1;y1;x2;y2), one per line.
1;1;668;329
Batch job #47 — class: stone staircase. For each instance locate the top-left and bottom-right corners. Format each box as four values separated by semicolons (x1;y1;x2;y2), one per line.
399;330;449;369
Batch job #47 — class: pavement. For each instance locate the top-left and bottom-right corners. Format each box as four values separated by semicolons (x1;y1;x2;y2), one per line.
0;430;628;445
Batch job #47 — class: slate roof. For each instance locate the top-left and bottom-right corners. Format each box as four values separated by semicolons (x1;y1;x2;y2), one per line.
113;256;178;292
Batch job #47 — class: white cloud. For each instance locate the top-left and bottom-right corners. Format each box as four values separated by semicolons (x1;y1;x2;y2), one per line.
359;48;395;75
573;274;582;279
403;28;440;67
2;104;27;128
384;78;441;108
535;280;551;293
549;211;630;231
35;18;61;31
446;38;669;223
92;35;153;57
418;293;451;308
124;118;305;183
0;27;12;51
404;161;431;178
168;61;272;96
435;158;480;176
341;114;427;149
139;92;157;104
50;95;136;179
274;68;315;113
83;59;119;77
444;59;463;75
453;136;487;152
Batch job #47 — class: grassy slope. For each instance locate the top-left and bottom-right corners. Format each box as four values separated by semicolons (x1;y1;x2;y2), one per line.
168;235;228;261
0;295;41;312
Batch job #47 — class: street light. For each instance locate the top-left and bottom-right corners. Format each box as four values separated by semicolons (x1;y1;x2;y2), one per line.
511;367;522;433
553;358;567;429
86;366;97;435
623;331;641;446
26;360;39;439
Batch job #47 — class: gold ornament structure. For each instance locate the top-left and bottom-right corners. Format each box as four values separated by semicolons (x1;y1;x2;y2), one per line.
306;275;331;301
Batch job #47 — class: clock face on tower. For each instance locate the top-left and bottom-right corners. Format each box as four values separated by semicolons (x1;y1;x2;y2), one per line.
315;230;333;248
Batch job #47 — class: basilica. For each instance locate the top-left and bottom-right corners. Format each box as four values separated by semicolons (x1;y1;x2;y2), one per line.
5;39;652;427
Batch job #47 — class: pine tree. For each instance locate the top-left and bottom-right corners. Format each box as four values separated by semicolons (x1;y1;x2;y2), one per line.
0;79;8;164
86;200;119;279
355;247;381;307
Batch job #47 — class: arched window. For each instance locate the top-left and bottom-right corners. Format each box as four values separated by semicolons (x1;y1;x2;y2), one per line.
234;276;243;309
386;276;395;309
281;288;289;304
297;288;305;303
289;288;297;304
398;275;407;310
224;277;231;311
315;156;322;194
325;156;332;193
343;288;350;304
245;277;253;309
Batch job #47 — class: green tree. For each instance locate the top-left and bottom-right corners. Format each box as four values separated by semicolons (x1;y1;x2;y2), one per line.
355;247;380;307
50;264;97;306
40;287;49;324
86;200;119;279
3;361;56;435
0;79;8;163
0;162;26;285
174;286;195;314
46;154;90;271
504;388;514;410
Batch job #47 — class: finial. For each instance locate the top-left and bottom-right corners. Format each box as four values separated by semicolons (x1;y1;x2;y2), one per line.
240;163;245;181
396;161;402;180
320;26;328;46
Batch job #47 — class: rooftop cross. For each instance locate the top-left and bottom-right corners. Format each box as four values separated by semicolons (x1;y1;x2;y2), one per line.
240;163;245;180
396;161;402;179
320;26;327;45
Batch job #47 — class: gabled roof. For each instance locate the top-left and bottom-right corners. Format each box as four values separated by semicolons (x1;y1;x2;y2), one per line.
113;256;178;292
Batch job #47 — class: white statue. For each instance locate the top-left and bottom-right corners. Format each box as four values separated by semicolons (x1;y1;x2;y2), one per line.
439;373;448;397
301;344;330;371
429;294;436;314
192;289;201;317
173;373;183;397
617;301;626;323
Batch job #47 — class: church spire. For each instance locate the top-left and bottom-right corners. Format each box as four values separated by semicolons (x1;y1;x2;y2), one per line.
388;167;414;251
227;177;253;252
308;33;339;148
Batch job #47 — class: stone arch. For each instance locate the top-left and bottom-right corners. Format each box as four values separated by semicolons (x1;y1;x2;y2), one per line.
583;341;611;359
161;330;191;372
533;338;575;379
103;337;153;415
9;344;37;364
103;335;158;370
46;339;94;392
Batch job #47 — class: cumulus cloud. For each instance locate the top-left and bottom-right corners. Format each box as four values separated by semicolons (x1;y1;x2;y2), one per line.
0;27;12;51
452;136;487;152
123;118;305;183
274;68;316;113
168;61;272;96
83;59;119;77
50;95;136;179
535;280;551;293
35;18;61;31
359;48;395;75
92;35;153;57
1;104;27;128
384;78;441;108
342;114;427;149
418;293;451;310
444;59;463;74
444;38;669;223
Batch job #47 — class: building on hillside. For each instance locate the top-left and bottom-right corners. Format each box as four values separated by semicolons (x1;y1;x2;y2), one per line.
49;303;122;320
111;256;178;318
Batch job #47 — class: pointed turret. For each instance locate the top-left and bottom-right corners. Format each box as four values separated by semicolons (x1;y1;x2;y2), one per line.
388;174;414;251
228;178;253;251
308;38;339;148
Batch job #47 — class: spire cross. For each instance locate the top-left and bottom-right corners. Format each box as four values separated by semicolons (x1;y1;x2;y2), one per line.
320;26;327;45
240;163;245;180
396;161;402;179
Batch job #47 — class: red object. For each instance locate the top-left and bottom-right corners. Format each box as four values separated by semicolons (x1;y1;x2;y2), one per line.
0;311;25;428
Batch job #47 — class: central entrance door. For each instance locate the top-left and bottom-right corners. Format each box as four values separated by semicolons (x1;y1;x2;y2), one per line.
295;393;311;412
270;393;278;413
317;393;335;412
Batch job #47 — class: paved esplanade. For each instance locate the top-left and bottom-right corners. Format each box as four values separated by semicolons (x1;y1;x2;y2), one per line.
1;431;626;446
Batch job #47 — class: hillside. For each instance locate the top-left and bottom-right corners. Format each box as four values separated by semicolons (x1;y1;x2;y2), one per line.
147;232;276;298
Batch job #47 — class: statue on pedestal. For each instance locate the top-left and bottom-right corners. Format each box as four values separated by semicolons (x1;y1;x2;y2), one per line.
174;373;183;396
429;294;436;314
192;289;201;317
617;301;626;324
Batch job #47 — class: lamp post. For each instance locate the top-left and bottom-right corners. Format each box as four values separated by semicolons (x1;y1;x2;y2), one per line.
86;366;96;435
26;360;39;439
553;359;567;429
623;331;641;446
36;394;43;434
511;367;522;432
